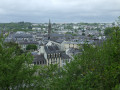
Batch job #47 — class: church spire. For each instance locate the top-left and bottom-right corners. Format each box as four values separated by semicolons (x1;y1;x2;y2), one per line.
48;19;51;40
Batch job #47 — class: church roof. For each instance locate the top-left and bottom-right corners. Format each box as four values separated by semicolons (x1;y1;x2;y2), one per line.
44;45;61;54
33;54;46;62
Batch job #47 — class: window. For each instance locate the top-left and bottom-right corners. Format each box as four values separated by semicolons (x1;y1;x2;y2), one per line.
37;61;39;65
40;61;41;64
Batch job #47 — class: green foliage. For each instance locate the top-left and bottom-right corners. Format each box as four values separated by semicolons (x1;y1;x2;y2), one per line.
64;25;73;30
0;22;32;32
0;35;37;89
4;42;24;55
48;27;120;90
115;16;120;25
26;44;37;50
65;32;77;36
33;64;60;89
1;27;120;89
112;84;120;90
104;27;114;36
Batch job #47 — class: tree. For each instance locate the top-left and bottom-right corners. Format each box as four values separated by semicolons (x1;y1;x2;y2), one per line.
49;27;120;89
4;42;24;55
115;16;120;25
1;26;120;89
26;44;37;51
0;35;37;89
28;26;32;29
34;64;60;89
104;27;113;36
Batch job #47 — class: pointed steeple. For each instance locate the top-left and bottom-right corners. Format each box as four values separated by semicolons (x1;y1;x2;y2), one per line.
48;19;51;40
49;19;51;24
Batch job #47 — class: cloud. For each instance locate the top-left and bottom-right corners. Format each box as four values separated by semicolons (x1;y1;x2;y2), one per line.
0;0;120;22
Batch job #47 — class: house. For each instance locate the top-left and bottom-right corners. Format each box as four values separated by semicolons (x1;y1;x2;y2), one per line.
33;54;46;65
14;32;34;43
66;48;82;57
61;41;80;50
49;33;64;40
61;53;71;67
19;41;39;51
36;44;71;67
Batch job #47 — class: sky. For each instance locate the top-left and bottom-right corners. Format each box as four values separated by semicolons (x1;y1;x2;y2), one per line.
0;0;120;23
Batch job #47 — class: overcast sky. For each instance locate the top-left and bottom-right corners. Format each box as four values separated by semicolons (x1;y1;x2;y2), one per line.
0;0;120;23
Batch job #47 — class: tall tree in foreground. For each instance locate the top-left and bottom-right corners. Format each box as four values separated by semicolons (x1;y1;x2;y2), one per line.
0;35;37;90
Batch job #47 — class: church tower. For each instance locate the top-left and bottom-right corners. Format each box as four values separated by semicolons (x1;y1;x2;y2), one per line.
48;19;51;40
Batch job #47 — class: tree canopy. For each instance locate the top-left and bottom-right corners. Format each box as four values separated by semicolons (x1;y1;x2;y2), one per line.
104;27;114;36
26;44;37;51
46;27;120;90
0;26;120;89
0;35;37;89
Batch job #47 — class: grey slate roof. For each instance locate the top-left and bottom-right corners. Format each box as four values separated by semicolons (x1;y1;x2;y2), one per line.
44;45;61;54
65;34;73;37
68;48;82;55
61;53;70;59
50;33;64;37
33;54;46;62
19;41;39;45
50;38;64;43
14;34;33;38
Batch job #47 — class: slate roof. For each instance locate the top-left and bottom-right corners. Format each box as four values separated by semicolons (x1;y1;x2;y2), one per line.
44;45;61;54
65;34;73;37
67;48;82;55
31;52;38;55
19;41;39;45
33;54;46;62
50;33;64;37
50;38;64;44
55;39;64;43
63;41;84;44
61;53;70;59
14;34;33;38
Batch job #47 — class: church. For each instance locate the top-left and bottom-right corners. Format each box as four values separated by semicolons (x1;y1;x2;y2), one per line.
33;20;71;67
